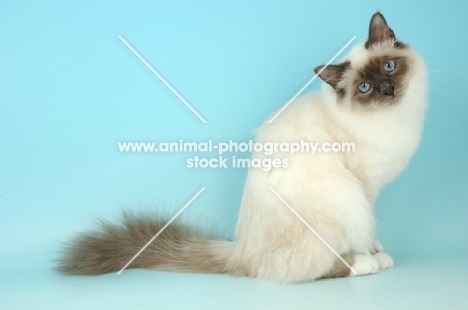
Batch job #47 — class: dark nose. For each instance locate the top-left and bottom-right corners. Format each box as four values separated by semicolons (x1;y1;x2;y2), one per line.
379;81;394;97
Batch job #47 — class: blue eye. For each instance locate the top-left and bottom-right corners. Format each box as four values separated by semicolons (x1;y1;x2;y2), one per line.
384;60;395;72
358;82;371;93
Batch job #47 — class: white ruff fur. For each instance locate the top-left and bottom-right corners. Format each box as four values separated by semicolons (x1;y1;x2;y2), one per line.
230;42;427;283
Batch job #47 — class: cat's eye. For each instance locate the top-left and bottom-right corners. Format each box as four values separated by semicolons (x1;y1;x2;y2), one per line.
358;82;371;93
383;60;395;72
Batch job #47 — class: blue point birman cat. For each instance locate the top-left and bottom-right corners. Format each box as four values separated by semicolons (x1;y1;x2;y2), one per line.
57;12;427;283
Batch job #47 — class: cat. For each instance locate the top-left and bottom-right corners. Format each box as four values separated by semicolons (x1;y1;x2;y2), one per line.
57;12;427;283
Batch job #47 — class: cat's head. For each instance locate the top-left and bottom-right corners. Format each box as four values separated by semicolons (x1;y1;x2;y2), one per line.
315;13;425;112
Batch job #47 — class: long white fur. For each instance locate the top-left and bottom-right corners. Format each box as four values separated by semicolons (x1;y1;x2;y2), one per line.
228;42;427;283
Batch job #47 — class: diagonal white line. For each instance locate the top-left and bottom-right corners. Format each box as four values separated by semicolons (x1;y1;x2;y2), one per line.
117;187;206;275
268;36;356;123
268;187;357;275
118;35;207;124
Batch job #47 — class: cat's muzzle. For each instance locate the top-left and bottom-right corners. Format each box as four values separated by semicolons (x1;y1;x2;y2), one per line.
378;80;395;97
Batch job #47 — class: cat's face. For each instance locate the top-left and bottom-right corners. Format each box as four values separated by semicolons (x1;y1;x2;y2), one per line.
315;13;419;111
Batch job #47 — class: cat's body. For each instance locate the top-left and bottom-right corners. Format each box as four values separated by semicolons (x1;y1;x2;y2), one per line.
58;13;427;283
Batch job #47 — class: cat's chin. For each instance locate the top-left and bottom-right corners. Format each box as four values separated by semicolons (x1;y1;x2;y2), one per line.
350;95;402;111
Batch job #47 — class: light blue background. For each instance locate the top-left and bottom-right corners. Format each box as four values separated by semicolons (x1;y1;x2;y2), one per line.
1;1;467;309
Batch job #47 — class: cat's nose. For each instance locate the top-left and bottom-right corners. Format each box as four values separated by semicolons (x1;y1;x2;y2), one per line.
379;81;394;97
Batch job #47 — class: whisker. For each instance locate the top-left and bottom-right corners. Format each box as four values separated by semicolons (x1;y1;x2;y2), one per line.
428;70;468;81
429;77;451;84
427;85;461;111
408;81;461;111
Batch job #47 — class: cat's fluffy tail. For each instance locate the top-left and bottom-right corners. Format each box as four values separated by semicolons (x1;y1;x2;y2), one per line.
56;211;238;275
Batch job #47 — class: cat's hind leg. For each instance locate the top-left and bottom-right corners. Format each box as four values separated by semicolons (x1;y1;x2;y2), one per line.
320;253;355;279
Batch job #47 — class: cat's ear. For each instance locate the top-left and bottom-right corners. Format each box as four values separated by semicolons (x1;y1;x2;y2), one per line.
366;12;396;46
314;63;349;89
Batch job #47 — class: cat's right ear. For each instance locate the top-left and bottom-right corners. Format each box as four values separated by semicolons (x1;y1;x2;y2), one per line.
366;12;396;46
314;64;348;89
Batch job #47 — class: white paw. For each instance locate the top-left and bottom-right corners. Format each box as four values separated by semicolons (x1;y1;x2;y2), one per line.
373;251;394;270
373;241;384;252
350;254;380;276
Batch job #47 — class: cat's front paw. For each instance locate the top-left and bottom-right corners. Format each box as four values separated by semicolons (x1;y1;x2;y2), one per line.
350;254;380;276
372;240;384;253
373;251;393;270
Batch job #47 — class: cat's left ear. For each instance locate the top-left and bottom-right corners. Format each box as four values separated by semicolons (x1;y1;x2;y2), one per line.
314;63;348;89
366;12;396;47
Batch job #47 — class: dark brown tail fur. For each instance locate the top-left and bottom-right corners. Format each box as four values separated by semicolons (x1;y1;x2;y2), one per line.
56;211;236;275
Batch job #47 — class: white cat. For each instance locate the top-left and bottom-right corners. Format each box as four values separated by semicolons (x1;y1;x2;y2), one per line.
58;12;427;283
